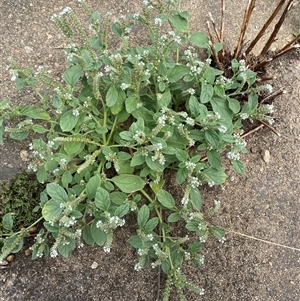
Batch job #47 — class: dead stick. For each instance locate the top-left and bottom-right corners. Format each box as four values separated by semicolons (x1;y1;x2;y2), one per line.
258;120;281;136
245;0;287;55
207;21;223;70
234;0;257;59
220;0;226;43
220;0;226;61
260;88;284;104
253;58;273;71
280;33;300;52
208;12;221;42
260;0;294;56
241;123;265;138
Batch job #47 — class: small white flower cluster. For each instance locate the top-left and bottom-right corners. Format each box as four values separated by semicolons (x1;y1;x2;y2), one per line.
96;215;125;233
168;31;181;43
218;124;228;133
120;83;130;90
226;151;240;161
154;17;162;27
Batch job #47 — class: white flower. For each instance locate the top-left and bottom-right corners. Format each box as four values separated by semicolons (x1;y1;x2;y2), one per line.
154;18;162;27
264;84;273;93
240;113;249;120
187;88;195;95
72;109;80;116
120;83;130;90
218;125;227;133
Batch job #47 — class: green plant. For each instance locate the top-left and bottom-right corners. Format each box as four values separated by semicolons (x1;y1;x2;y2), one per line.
0;172;45;248
0;0;276;299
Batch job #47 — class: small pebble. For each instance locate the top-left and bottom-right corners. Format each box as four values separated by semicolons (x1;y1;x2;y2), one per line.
91;261;98;269
6;254;15;262
25;249;32;256
263;150;270;164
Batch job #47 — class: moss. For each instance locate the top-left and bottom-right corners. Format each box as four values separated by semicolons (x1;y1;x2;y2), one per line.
0;171;45;232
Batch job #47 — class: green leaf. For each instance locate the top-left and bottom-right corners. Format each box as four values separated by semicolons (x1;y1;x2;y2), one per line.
166;65;190;83
125;95;138;113
32;124;47;134
110;192;127;205
210;96;233;119
207;150;221;169
190;188;202;210
112;22;122;36
145;155;164;172
127;235;144;249
111;174;145;193
138;205;149;227
2;213;13;231
214;42;223;53
144;217;158;232
227;98;241;114
200;82;213;103
60;110;80;132
9;131;29;140
95;187;111;211
175;149;189;162
37;166;48;183
176;168;187;185
156;189;175;209
202;167;227;185
205;129;220;148
58;237;76;257
189;32;209;48
62;171;72;188
20;106;51;120
168;212;181;223
83;225;94;245
170;13;188;33
188;95;201;117
63;65;83;86
188;242;202;253
161;259;171;274
86;174;101;199
42;200;62;221
91;219;107;246
106;85;118;107
46;183;68;202
233;160;245;174
114;204;130;218
63;141;84;155
157;90;171;109
209;226;226;240
131;152;145;167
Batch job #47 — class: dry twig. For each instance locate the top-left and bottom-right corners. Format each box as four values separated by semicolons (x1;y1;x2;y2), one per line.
244;0;287;55
260;0;294;56
234;0;257;59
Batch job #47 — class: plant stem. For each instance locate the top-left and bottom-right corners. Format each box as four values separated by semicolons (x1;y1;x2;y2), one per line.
260;0;294;56
245;0;287;55
234;0;256;59
229;229;300;252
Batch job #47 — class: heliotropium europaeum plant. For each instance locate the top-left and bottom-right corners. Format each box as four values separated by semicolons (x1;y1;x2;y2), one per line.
0;0;275;299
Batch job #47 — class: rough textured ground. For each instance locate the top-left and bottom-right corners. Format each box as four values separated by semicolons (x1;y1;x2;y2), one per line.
0;0;300;300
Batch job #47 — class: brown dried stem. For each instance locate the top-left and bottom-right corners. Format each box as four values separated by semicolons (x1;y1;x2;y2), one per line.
220;0;226;61
244;0;287;55
207;21;223;70
208;12;221;42
260;0;294;56
234;0;257;59
278;33;300;52
220;0;226;43
260;88;284;104
258;120;280;136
